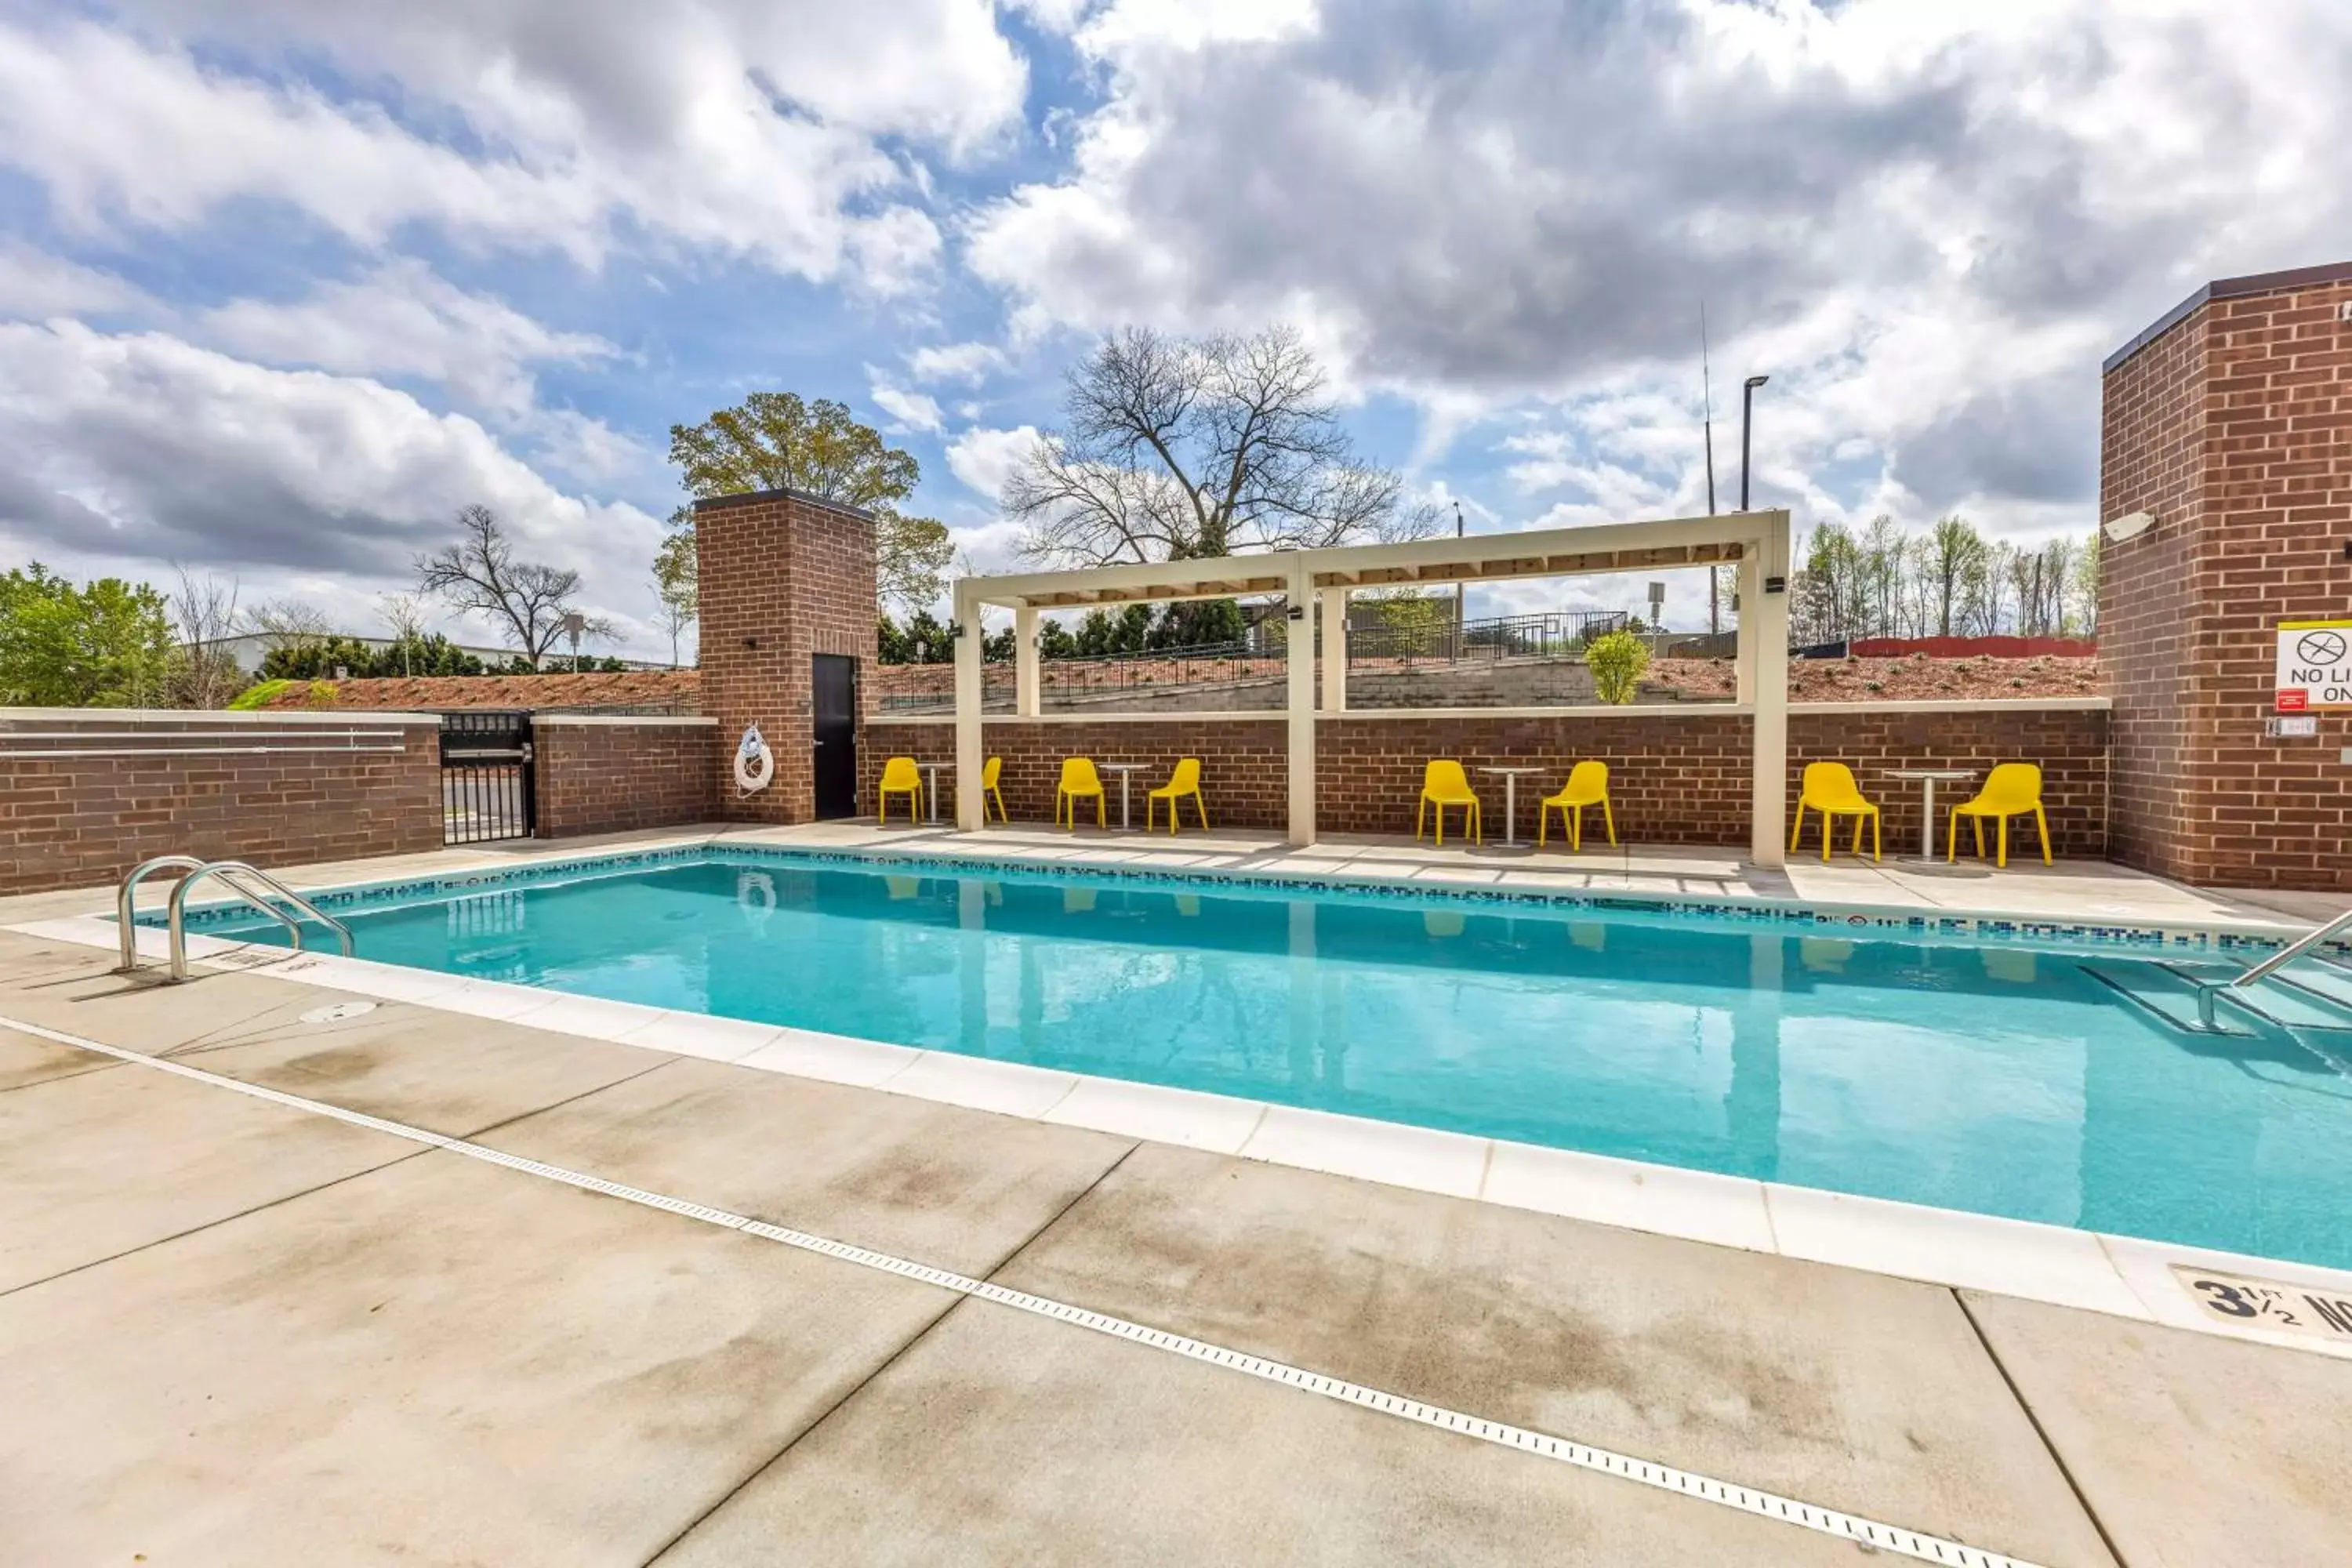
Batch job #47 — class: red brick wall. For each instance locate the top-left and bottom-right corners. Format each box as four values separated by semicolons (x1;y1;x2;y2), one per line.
0;713;442;895
864;702;2107;853
694;488;878;825
2101;263;2352;888
533;719;719;837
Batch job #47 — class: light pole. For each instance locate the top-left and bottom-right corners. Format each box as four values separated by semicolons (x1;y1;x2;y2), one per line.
1452;499;1466;658
1739;375;1769;511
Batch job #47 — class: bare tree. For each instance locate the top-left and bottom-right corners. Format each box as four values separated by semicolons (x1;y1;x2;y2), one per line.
415;504;612;668
651;509;697;667
243;597;333;656
1004;325;1421;566
168;564;243;708
376;591;429;676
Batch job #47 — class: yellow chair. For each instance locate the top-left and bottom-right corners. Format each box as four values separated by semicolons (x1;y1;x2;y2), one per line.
1146;757;1209;834
1055;757;1105;830
1948;762;2052;868
1416;760;1483;846
982;755;1009;825
1790;761;1881;862
1537;760;1616;851
878;755;923;824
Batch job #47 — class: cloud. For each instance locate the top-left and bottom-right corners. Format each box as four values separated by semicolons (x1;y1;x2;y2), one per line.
964;0;2352;525
945;424;1044;501
0;7;1031;289
867;376;946;434
0;241;158;320
906;340;1010;386
194;260;619;417
0;319;663;641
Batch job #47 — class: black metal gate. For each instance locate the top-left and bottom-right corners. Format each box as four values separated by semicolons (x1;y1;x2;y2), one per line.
440;710;535;844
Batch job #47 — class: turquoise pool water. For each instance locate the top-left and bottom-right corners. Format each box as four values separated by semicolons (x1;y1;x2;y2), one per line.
197;854;2352;1269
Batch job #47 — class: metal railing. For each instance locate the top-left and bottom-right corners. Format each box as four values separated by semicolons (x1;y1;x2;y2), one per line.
115;855;354;982
2198;908;2352;1028
1345;609;1629;666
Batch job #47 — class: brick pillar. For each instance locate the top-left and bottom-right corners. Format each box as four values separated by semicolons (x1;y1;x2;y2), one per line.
693;488;879;824
2100;260;2352;890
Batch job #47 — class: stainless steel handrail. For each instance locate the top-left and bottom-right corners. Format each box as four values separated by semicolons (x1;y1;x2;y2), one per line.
2198;907;2352;1027
165;861;354;982
116;855;208;971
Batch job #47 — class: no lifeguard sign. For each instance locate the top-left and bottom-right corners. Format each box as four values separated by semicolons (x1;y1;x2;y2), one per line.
2275;619;2352;712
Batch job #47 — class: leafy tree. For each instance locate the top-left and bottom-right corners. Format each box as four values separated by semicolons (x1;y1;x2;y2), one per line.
1005;325;1430;566
1036;617;1079;660
877;614;914;666
260;633;488;681
0;563;174;706
416;504;613;668
667;393;954;609
652;507;698;666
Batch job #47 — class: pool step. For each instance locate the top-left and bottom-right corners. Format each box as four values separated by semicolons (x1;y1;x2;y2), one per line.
2161;961;2352;1033
2079;961;2253;1036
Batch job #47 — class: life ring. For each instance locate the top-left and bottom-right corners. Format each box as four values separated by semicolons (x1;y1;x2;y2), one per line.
734;724;773;794
737;870;776;912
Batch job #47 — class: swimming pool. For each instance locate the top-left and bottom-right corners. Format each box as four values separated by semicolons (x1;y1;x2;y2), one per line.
187;851;2352;1271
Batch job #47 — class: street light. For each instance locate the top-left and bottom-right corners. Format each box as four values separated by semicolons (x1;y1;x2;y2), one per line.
1739;375;1769;511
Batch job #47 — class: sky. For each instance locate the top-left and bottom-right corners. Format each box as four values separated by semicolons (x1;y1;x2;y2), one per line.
2;0;2348;659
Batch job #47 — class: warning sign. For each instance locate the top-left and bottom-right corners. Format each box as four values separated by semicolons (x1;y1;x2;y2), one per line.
2274;619;2352;712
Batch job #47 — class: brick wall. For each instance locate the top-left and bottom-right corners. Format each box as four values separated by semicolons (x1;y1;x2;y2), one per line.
694;488;878;825
2101;260;2352;889
0;711;442;895
533;718;719;837
864;702;2107;853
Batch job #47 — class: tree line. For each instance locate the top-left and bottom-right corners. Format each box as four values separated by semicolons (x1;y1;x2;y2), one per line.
1786;516;2098;646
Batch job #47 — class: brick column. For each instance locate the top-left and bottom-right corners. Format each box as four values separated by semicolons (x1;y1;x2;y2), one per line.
693;488;879;824
2100;260;2352;890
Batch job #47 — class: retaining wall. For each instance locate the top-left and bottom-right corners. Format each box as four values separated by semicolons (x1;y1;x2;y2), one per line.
533;716;720;838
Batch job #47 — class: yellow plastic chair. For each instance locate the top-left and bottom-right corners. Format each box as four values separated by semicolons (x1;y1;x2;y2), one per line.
1146;757;1209;834
1537;760;1616;851
1948;762;2052;868
1416;760;1483;847
1790;761;1881;862
877;756;923;824
1055;757;1105;830
982;755;1009;825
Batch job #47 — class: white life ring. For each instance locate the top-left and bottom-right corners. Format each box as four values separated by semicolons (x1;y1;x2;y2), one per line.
736;869;776;934
734;724;773;794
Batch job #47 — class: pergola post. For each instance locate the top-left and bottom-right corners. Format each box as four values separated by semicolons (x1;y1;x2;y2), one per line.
1286;562;1317;846
1014;605;1040;718
1747;514;1792;869
1319;585;1348;712
953;583;985;830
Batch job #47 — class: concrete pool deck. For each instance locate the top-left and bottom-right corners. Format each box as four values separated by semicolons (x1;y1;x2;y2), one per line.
4;926;2350;1566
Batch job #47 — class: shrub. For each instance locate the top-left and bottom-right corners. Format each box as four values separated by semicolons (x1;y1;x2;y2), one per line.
1584;630;1650;705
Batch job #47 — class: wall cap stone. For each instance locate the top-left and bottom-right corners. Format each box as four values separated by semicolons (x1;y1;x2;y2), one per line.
532;714;717;728
0;706;442;725
689;486;877;524
2103;256;2352;374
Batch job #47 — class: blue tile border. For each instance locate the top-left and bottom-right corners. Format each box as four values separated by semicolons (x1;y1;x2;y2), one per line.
154;837;2345;962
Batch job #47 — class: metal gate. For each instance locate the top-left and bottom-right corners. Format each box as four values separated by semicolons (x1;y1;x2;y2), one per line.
439;710;535;844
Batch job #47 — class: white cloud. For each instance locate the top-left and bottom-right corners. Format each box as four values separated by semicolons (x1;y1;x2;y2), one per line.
944;424;1044;501
0;7;1031;289
0;242;157;320
194;260;619;417
906;340;1009;386
867;376;946;434
0;319;668;648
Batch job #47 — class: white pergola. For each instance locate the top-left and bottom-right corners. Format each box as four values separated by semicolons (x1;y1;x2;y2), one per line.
951;509;1794;867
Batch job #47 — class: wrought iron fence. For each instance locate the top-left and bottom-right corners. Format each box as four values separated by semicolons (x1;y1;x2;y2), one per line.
439;710;535;844
1346;608;1629;666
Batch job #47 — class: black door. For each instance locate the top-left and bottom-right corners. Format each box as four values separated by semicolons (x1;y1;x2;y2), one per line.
812;654;858;818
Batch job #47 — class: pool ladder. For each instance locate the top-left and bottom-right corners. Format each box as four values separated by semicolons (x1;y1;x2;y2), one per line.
116;855;354;982
2194;908;2352;1030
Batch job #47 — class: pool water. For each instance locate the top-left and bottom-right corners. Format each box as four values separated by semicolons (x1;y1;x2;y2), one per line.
201;855;2352;1270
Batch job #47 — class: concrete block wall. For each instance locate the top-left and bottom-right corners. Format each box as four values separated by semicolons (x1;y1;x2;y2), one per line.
694;488;877;826
0;710;443;895
2100;259;2352;889
533;717;719;837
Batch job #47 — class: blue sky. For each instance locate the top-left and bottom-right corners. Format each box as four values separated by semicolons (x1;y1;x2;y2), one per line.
3;0;2348;658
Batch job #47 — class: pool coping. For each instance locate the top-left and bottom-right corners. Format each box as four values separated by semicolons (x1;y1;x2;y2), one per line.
19;891;2352;1364
151;830;2344;959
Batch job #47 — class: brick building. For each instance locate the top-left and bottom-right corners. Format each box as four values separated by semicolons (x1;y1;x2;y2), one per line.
2101;259;2352;891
